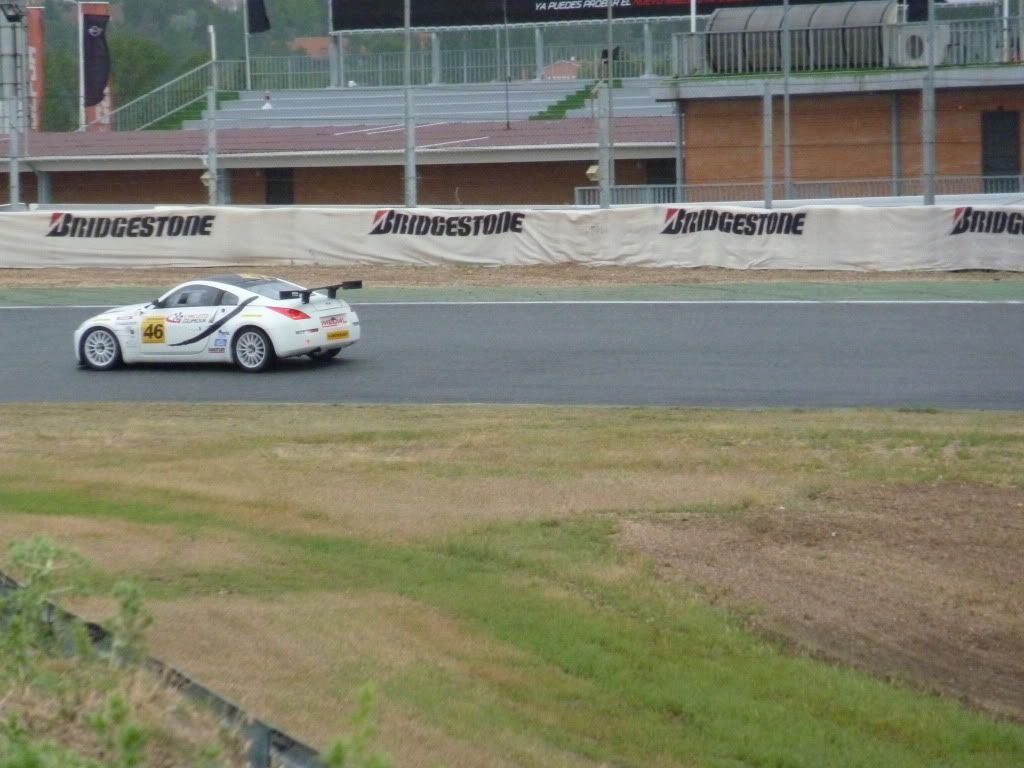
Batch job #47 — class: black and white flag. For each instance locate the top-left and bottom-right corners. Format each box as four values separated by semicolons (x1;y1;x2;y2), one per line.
82;14;110;108
247;0;271;34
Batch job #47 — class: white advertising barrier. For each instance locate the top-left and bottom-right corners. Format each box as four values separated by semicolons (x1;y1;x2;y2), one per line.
0;204;1022;271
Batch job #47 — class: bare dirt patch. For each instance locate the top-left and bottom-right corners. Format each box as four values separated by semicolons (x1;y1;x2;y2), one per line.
619;483;1024;722
2;264;1023;289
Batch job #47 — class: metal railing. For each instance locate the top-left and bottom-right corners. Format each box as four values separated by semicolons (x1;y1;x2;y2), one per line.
249;55;331;90
574;175;1024;205
98;60;246;132
93;10;1024;130
675;16;1024;77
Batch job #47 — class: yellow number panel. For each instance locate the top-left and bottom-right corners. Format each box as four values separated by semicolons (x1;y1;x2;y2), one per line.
142;317;166;344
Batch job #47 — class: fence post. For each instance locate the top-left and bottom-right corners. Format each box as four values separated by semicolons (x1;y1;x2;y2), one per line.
643;22;654;77
762;80;773;209
431;32;441;84
534;26;544;79
330;34;342;87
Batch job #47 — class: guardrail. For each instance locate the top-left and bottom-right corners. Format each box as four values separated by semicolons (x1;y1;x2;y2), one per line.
574;175;1024;205
0;570;323;768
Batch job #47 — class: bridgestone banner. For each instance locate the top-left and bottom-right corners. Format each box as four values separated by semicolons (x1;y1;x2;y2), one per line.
1;205;1022;271
329;0;839;30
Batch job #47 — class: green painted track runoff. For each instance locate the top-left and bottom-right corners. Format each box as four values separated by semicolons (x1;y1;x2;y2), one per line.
1;278;1024;307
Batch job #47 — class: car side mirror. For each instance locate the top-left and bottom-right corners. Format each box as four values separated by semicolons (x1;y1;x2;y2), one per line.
150;299;163;309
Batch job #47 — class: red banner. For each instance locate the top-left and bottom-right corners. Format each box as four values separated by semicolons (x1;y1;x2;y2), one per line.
26;6;44;131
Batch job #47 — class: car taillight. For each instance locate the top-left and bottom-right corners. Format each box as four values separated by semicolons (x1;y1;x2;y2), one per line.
269;306;312;320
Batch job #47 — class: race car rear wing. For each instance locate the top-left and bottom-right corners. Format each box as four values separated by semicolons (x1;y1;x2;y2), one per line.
279;281;363;303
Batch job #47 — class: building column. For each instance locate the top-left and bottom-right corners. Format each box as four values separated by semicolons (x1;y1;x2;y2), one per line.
35;170;51;204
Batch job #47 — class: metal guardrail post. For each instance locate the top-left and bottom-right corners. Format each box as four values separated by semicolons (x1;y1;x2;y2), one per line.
0;569;325;768
246;723;272;768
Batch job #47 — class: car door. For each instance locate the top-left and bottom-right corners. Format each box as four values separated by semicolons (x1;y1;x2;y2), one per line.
140;284;221;357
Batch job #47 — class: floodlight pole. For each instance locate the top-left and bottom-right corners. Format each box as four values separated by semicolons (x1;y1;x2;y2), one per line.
77;2;83;129
2;2;25;207
242;0;252;90
403;0;416;207
782;0;792;199
503;0;511;129
206;24;219;205
921;0;936;205
605;0;615;191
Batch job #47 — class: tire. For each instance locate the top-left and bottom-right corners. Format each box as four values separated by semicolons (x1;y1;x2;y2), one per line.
307;347;342;361
232;328;276;372
79;327;123;371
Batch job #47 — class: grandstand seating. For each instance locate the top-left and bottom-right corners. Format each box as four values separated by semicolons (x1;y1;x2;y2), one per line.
564;80;675;119
181;79;672;129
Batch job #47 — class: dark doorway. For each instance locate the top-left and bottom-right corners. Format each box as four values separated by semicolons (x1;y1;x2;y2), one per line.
265;168;295;204
981;111;1020;192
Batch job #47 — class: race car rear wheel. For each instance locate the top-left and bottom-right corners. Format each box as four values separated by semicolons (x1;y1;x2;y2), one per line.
232;327;276;372
80;327;123;371
307;348;341;361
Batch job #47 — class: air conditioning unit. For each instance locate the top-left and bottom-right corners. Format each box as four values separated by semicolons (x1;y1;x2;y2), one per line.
889;23;951;67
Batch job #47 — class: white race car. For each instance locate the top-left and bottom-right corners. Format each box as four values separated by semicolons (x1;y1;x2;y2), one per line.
75;274;361;372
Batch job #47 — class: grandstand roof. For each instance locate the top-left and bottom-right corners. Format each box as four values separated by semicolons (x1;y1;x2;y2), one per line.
10;118;677;172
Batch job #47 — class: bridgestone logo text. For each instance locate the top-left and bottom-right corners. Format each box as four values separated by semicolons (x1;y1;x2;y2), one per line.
369;210;526;236
660;208;807;236
951;207;1024;236
46;213;216;238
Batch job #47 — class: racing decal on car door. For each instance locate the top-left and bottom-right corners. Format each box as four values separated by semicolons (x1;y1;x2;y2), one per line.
141;317;166;344
168;296;257;347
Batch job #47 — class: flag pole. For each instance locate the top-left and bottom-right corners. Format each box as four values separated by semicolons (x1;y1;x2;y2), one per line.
403;0;416;207
243;0;251;90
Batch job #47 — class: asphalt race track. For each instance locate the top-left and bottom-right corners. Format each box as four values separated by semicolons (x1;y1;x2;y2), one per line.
1;301;1023;409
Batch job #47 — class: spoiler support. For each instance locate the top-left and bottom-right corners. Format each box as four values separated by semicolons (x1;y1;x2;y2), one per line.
279;281;363;303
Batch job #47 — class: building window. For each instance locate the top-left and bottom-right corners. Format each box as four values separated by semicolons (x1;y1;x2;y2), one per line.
645;159;676;186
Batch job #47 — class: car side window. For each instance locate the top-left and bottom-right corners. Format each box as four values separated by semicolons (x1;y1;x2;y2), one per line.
219;290;239;306
162;285;218;307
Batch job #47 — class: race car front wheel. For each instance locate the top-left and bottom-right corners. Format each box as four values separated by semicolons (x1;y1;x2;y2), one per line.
233;327;276;372
80;327;123;371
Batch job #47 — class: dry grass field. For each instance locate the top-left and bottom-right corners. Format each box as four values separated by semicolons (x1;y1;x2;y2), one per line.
1;404;1023;766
